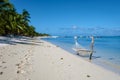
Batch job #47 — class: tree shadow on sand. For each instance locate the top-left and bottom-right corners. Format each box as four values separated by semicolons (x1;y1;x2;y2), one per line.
0;37;43;46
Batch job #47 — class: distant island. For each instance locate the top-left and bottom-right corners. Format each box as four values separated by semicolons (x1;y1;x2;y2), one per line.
0;0;49;37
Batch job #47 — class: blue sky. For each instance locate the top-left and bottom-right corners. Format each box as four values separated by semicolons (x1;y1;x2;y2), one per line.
10;0;120;36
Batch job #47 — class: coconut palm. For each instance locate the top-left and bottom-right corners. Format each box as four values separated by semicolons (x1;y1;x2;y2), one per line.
0;0;49;36
0;0;15;35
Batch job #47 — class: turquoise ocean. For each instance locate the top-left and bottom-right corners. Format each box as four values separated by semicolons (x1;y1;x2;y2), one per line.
42;36;120;74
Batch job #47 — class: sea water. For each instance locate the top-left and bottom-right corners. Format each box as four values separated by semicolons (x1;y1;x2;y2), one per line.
42;36;120;74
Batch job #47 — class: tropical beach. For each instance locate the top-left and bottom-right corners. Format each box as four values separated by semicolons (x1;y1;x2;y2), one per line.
0;37;120;80
43;36;120;74
0;0;120;80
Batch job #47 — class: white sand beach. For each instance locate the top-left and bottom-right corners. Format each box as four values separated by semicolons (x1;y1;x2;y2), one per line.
0;37;120;80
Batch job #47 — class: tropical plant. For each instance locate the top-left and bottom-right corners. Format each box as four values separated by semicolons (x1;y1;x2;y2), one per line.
0;0;49;37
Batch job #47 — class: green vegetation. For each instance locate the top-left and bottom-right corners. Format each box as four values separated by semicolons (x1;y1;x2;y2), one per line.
0;0;49;37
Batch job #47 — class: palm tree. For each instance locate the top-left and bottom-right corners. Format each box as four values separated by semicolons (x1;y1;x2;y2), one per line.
0;0;49;37
0;0;9;2
0;0;24;36
0;0;15;35
22;9;30;25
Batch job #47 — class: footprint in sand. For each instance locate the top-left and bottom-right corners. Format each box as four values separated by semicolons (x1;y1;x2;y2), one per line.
17;70;20;74
3;66;7;69
0;72;3;75
87;75;91;78
0;55;2;58
2;61;6;63
17;70;26;74
60;58;63;60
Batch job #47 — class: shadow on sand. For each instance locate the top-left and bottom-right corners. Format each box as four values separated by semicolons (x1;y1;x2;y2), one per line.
0;37;43;46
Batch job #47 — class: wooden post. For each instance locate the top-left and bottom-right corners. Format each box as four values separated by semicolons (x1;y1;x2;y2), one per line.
89;36;94;60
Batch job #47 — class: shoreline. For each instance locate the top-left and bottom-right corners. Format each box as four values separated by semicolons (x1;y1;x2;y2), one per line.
42;37;120;75
92;57;120;75
0;37;120;80
48;40;120;75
